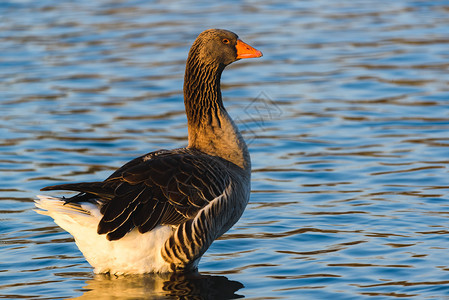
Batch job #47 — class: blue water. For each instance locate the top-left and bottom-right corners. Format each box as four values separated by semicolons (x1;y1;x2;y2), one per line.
1;0;449;299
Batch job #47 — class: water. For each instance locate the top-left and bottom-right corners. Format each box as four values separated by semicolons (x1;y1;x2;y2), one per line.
1;0;449;298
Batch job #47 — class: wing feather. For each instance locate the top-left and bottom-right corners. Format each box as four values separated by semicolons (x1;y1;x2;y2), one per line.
40;149;231;241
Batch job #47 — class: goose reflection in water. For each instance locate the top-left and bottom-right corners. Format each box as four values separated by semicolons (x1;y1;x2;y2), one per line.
71;272;244;300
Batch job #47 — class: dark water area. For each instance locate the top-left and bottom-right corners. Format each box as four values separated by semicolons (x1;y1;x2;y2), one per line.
1;0;449;299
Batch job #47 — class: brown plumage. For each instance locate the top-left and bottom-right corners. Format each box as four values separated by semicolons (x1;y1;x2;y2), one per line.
37;29;262;273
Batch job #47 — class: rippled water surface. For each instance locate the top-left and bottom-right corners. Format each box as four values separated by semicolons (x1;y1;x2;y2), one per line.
1;0;449;299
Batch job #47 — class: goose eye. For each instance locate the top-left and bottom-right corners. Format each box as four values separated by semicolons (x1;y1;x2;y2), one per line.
222;38;230;44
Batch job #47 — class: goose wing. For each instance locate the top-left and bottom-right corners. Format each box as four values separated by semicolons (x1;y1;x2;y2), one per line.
41;150;231;241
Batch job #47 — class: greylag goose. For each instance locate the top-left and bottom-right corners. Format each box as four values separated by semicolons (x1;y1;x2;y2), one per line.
35;29;262;274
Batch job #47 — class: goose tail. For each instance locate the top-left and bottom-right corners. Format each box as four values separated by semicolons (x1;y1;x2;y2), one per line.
35;195;102;233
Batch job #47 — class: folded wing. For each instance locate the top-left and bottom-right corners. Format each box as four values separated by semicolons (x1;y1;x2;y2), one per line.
41;149;230;241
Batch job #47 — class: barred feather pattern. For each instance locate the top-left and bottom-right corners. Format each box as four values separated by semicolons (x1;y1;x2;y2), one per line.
162;181;233;271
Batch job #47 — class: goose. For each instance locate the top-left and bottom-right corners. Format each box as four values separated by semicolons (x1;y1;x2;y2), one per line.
35;29;262;274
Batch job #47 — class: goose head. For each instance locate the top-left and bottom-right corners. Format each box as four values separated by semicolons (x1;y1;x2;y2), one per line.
189;29;262;67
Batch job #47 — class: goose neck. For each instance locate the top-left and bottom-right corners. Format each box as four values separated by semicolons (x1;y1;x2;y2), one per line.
183;58;250;170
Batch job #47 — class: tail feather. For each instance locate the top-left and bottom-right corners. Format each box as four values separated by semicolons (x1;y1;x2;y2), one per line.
35;195;91;216
35;195;103;231
40;182;115;201
34;195;90;216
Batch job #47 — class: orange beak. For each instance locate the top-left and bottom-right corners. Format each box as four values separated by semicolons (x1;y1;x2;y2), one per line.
236;39;263;59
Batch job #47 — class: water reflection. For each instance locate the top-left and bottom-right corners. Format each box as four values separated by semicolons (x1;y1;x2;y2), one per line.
71;272;244;300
